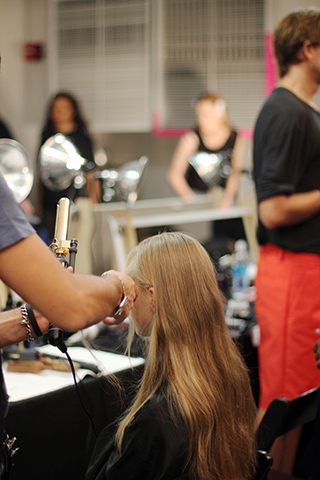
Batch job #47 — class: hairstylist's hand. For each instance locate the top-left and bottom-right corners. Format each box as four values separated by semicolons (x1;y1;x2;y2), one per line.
101;270;139;325
313;329;320;368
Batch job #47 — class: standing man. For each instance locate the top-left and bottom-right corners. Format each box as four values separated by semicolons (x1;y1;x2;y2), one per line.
253;8;320;473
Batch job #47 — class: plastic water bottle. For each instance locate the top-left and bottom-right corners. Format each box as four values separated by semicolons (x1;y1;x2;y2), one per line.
231;239;250;296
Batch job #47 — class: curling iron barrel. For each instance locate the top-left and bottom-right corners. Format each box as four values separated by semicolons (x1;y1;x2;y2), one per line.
51;198;71;266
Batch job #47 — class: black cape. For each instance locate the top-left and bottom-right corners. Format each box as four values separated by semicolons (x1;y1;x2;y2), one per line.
85;393;189;480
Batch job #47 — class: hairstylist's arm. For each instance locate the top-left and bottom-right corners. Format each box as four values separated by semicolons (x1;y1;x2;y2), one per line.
0;233;138;332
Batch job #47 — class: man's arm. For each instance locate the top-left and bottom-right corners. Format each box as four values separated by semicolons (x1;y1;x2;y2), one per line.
259;190;320;229
0;233;138;332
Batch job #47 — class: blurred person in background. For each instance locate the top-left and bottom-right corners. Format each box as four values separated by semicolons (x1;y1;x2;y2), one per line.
36;92;101;242
167;93;246;242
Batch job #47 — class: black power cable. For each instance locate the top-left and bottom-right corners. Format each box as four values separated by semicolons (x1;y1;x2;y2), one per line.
64;349;98;440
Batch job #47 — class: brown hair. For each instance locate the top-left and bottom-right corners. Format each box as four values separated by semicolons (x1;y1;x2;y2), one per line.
195;92;230;129
274;8;320;77
42;91;89;134
116;232;257;480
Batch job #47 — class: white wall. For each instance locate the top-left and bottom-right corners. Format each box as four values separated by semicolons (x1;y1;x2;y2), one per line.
265;0;320;31
0;0;48;162
1;0;320;201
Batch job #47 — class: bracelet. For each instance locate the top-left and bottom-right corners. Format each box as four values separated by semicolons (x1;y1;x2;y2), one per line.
26;304;42;337
21;304;34;342
113;275;129;316
101;272;129;316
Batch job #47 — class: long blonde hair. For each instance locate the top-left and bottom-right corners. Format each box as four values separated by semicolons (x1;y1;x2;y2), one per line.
116;232;256;480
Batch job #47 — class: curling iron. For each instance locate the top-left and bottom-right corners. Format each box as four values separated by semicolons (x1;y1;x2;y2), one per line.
48;197;78;353
50;198;78;270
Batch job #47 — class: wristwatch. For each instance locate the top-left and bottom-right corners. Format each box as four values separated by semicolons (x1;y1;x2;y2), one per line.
113;275;129;316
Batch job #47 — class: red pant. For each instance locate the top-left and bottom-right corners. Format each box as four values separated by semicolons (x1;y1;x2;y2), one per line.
255;244;320;410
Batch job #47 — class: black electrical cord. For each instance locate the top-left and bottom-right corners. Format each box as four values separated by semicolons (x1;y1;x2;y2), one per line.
65;349;98;440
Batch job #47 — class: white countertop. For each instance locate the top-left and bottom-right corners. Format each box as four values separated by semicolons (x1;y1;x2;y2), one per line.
3;345;145;403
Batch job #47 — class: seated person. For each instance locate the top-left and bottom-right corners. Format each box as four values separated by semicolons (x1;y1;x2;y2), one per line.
86;231;257;480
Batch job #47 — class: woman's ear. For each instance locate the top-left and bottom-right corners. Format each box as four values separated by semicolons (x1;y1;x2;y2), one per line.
148;287;156;313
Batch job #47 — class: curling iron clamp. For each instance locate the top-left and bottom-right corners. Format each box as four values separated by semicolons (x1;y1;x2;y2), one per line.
50;197;78;270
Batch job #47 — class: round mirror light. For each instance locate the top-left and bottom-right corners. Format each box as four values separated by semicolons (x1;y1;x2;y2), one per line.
39;134;86;191
188;150;232;187
0;139;33;203
94;155;148;206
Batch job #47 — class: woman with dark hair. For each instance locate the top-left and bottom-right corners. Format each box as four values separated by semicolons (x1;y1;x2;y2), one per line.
86;232;257;480
37;92;100;241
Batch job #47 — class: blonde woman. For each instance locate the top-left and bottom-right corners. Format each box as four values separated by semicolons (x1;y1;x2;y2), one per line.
167;93;246;240
167;93;245;208
86;232;257;480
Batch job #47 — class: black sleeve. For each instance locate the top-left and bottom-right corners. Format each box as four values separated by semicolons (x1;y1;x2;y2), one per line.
254;102;311;203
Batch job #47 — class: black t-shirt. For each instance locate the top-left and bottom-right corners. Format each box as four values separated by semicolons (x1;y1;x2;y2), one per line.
253;87;320;253
185;129;237;192
85;393;189;480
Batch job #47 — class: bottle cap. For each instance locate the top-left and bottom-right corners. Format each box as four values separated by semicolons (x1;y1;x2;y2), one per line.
234;239;248;252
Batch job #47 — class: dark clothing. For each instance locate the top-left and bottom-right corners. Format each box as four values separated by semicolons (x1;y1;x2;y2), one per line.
38;127;95;241
185;129;245;241
185;129;237;191
253;87;320;253
0;120;13;139
0;172;35;472
85;393;189;480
